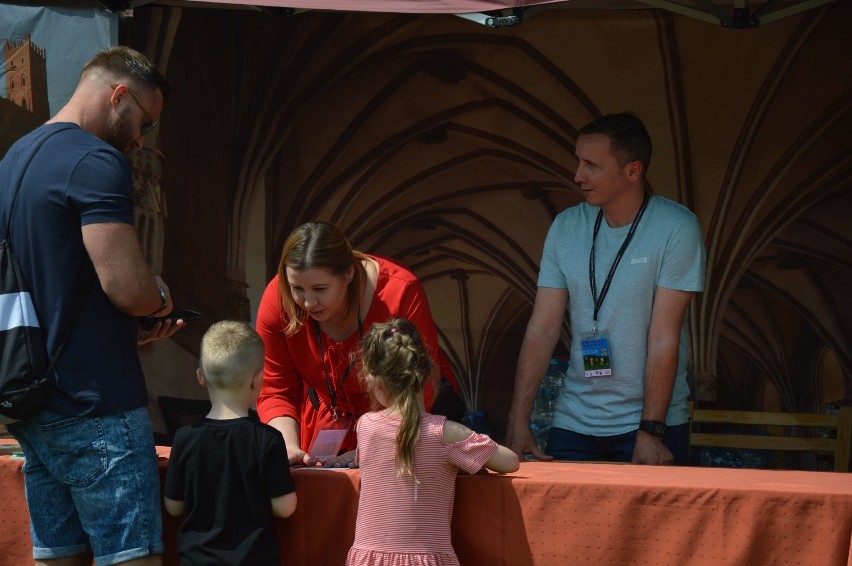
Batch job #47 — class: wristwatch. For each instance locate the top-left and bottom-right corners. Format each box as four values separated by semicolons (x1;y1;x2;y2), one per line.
150;285;169;315
639;420;667;438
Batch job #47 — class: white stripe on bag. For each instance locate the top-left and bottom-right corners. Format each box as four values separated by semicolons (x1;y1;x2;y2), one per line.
0;292;41;331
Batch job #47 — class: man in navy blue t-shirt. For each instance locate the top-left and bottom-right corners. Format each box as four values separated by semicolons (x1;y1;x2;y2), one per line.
0;46;181;566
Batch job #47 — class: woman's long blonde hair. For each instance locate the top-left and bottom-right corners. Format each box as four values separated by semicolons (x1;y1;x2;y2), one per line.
360;318;432;480
277;221;368;336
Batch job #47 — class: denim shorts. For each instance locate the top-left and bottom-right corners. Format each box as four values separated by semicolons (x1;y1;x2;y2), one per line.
8;407;164;565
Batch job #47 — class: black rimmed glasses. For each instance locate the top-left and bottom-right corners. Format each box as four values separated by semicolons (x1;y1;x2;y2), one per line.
111;83;159;135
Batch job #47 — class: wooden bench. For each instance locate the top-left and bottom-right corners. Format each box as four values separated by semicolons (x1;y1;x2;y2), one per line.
689;405;852;472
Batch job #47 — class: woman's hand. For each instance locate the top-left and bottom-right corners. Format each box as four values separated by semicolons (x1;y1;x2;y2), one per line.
317;449;358;469
287;446;317;467
268;417;312;466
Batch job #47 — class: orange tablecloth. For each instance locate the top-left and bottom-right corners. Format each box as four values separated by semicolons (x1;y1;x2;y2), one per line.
2;444;852;565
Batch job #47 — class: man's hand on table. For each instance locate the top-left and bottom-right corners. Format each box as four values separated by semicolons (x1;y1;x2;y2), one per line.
506;421;553;462
631;431;674;465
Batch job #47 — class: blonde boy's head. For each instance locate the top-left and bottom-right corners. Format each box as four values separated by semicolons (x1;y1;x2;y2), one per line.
199;321;265;391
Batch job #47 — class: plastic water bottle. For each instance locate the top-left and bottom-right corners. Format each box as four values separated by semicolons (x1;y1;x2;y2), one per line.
529;358;566;451
462;411;492;436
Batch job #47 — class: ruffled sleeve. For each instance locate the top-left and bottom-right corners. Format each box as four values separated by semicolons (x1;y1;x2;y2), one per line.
445;430;498;475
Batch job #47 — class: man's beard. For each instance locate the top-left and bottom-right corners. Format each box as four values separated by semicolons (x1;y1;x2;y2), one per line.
106;111;134;154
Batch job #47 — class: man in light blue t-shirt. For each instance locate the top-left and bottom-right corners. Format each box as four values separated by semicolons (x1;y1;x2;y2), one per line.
507;112;706;465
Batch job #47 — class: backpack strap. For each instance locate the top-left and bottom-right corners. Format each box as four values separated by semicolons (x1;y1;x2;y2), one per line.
3;124;95;371
3;125;76;239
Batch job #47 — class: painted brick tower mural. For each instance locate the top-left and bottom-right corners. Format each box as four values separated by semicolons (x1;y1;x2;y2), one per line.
4;34;49;123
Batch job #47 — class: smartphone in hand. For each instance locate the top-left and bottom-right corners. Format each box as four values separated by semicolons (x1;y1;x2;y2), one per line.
140;309;203;330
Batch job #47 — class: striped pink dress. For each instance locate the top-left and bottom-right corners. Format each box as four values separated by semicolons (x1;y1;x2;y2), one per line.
346;412;498;566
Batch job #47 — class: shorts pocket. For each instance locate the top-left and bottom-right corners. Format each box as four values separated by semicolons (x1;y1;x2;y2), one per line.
41;415;108;486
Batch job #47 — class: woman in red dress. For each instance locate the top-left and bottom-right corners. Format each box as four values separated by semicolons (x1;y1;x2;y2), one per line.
256;221;458;467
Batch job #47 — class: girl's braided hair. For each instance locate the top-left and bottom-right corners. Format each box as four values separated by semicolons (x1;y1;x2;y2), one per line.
359;317;432;480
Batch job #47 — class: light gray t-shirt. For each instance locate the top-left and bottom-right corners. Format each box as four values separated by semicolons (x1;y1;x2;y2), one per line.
538;194;706;435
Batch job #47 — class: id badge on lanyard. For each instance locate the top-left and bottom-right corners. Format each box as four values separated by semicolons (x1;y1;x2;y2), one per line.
581;332;612;378
309;415;354;461
309;317;362;458
585;193;649;378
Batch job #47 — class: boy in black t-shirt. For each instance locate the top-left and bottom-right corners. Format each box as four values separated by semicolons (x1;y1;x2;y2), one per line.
164;321;297;565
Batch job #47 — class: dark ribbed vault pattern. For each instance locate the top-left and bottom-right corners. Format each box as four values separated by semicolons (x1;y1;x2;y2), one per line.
125;3;852;438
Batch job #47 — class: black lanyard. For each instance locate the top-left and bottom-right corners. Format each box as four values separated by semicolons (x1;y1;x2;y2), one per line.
589;192;650;334
314;313;363;421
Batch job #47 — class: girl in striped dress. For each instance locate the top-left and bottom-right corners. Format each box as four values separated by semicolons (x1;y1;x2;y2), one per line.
347;318;519;566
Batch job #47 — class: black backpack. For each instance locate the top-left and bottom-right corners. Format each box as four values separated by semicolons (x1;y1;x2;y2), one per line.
0;126;86;423
0;237;51;423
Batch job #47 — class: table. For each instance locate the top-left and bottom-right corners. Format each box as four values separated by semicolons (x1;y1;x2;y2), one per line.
2;444;851;565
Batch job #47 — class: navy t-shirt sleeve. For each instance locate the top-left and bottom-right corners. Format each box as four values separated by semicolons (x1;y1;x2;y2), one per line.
68;148;134;226
264;430;295;498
